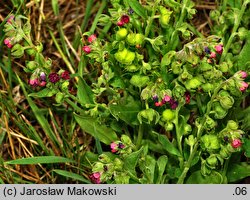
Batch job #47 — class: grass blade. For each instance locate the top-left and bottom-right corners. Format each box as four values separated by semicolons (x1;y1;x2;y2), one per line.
53;169;91;183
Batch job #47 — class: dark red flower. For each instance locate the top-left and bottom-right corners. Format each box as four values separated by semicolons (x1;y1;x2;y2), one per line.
82;46;91;54
169;99;178;109
89;172;101;184
185;92;191;104
231;139;242;148
121;15;130;24
88;34;97;43
48;72;60;83
61;71;70;80
117;21;124;26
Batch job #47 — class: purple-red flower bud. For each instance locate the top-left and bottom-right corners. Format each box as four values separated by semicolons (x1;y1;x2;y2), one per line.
231;139;242;148
110;142;118;153
40;72;46;81
7;15;14;24
240;81;248;92
89;172;101;184
204;46;211;54
29;79;39;87
82;46;91;54
4;38;12;48
39;81;46;87
117;21;124;26
210;52;217;59
169;99;178;109
155;101;163;107
121;15;130;24
185;92;191;104
48;72;60;83
215;44;223;55
240;71;248;79
61;70;70;80
88;34;97;43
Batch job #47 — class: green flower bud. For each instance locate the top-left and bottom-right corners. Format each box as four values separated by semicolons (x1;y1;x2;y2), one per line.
116;28;128;40
218;62;229;73
126;33;136;46
202;83;214;93
137;108;160;124
61;81;69;91
92;162;104;172
226;120;238;130
159;6;172;27
201;160;212;176
44;58;52;69
219;146;230;159
200;62;212;72
238;27;249;40
185;135;196;146
121;135;132;146
115;48;135;65
135;33;145;45
206;155;218;168
183;124;192;135
11;44;24;58
213;102;228;119
55;92;64;104
204;116;217;130
113;158;123;171
130;75;149;88
162;109;175;121
185;77;202;90
36;42;43;53
26;61;39;71
210;10;220;21
98;154;111;163
218;91;234;110
115;172;130;184
171;61;182;74
201;134;220;152
164;122;174;131
125;64;139;72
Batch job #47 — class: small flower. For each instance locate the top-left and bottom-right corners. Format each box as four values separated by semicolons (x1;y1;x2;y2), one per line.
40;72;46;81
231;139;242;148
118;142;125;149
82;46;91;54
152;94;158;102
210;52;217;59
128;8;134;15
39;81;46;87
155;101;163;107
240;81;248;92
169;99;178;109
185;92;191;104
162;95;171;104
120;15;130;24
29;79;39;87
48;72;60;83
215;44;223;55
117;21;124;26
4;38;13;48
110;142;118;153
224;136;229;142
204;46;211;54
240;71;248;79
61;70;70;80
89;172;101;184
88;34;97;43
7;15;14;24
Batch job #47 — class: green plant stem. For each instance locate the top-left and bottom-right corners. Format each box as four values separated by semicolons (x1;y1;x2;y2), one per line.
175;106;183;155
177;82;224;183
65;98;83;113
220;0;249;63
144;0;161;38
136;124;144;150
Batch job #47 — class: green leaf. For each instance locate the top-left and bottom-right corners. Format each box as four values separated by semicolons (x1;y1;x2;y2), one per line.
51;0;59;16
242;138;250;158
156;155;168;183
227;162;250;182
237;35;250;70
186;170;223;184
53;170;91;183
158;133;181;157
124;146;144;176
74;113;118;145
77;77;94;105
109;101;141;125
5;156;75;165
29;88;58;98
126;0;147;19
161;51;176;67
